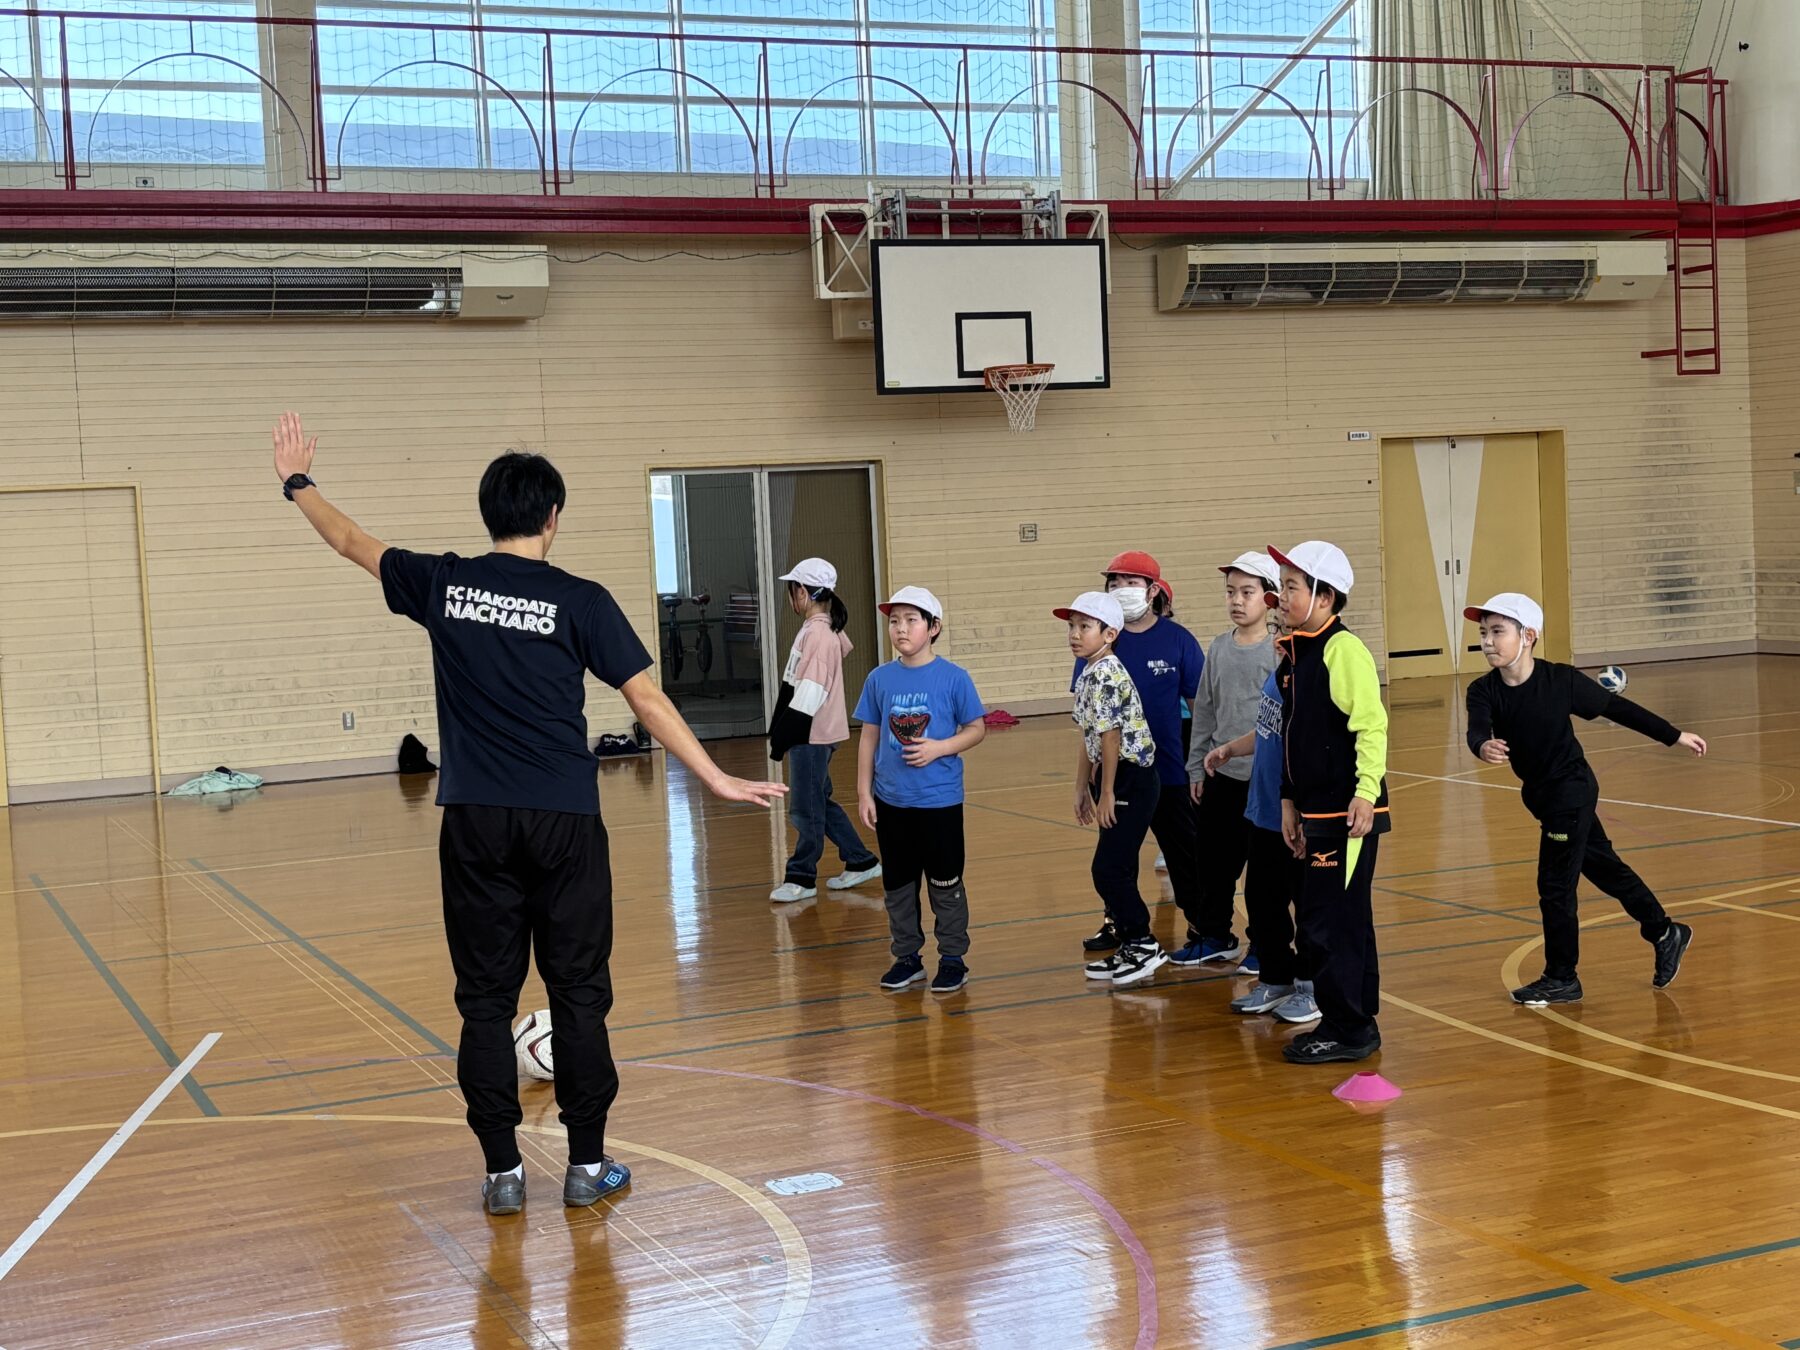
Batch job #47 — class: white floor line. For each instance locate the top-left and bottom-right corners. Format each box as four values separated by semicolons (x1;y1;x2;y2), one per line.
0;1033;220;1283
1386;771;1800;830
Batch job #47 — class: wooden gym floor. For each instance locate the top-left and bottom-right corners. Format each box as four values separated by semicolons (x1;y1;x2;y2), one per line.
2;655;1799;1349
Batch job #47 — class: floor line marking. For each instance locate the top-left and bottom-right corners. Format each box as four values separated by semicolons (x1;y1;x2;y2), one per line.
1387;770;1800;829
0;1033;220;1283
30;875;219;1117
1494;878;1800;1087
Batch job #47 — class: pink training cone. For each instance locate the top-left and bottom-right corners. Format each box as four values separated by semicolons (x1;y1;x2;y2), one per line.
1332;1071;1402;1103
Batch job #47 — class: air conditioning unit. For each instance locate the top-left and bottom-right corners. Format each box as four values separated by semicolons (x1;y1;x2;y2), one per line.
0;244;549;320
1158;240;1667;310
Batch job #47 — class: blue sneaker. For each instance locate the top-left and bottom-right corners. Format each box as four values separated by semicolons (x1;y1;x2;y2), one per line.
1236;948;1260;976
1170;937;1238;967
564;1157;631;1206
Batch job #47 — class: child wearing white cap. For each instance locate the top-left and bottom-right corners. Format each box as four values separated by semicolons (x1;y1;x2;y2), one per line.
853;586;988;993
1270;541;1390;1064
1058;591;1168;988
1466;593;1706;1005
1177;551;1281;970
768;557;882;902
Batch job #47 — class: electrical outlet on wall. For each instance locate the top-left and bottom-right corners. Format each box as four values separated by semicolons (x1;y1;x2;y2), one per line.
1019;523;1038;543
342;711;356;731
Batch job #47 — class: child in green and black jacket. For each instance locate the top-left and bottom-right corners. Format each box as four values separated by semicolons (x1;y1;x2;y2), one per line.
1270;541;1389;1066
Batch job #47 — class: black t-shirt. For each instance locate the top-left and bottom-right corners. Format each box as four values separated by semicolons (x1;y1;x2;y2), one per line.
381;549;652;815
1465;660;1678;815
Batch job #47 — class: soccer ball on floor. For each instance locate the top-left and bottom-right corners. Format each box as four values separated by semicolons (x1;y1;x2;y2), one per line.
1597;665;1629;693
513;1010;554;1081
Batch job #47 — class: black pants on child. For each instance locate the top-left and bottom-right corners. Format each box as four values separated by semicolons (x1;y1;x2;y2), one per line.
439;804;618;1173
874;799;970;962
1533;787;1671;980
1150;783;1205;939
1091;761;1162;940
1296;831;1381;1046
1244;824;1310;987
1192;773;1251;945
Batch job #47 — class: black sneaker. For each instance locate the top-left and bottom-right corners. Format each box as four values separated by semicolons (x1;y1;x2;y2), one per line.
1511;974;1583;1005
1283;1034;1379;1065
931;959;969;994
1082;920;1121;952
1652;922;1693;989
879;955;926;990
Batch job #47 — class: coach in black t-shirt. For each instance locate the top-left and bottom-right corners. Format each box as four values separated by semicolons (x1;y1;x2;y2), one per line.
272;412;784;1216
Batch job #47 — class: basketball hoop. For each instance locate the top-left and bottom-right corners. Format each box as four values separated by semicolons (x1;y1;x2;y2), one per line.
984;363;1055;433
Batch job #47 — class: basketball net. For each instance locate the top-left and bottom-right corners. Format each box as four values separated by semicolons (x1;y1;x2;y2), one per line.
984;363;1055;433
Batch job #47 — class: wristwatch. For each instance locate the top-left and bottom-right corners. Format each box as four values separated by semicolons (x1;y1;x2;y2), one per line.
282;473;316;501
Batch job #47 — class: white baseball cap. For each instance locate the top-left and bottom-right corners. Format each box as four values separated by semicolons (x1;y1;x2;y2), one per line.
1219;551;1280;592
1054;590;1125;631
879;585;944;620
778;557;837;591
1464;592;1545;634
1269;541;1354;596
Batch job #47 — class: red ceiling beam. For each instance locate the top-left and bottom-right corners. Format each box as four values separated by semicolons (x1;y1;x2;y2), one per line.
0;187;1791;240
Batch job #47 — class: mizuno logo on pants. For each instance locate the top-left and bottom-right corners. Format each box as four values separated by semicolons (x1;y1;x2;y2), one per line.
1311;850;1339;868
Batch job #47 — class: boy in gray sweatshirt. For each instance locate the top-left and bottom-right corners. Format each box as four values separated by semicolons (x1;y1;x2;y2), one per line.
1175;552;1282;967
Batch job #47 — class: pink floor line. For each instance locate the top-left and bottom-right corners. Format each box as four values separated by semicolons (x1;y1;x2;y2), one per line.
630;1060;1159;1350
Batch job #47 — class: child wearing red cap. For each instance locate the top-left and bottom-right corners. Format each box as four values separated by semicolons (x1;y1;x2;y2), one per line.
1072;550;1206;958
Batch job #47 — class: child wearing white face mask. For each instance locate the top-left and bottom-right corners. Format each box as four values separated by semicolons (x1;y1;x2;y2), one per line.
1465;593;1706;1006
1071;550;1206;955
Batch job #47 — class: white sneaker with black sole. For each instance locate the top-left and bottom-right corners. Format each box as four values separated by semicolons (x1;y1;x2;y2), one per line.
1084;952;1120;981
1110;938;1169;988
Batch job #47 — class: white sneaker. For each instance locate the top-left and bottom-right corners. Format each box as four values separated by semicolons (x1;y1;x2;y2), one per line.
769;883;817;903
1153;852;1168;872
827;864;883;891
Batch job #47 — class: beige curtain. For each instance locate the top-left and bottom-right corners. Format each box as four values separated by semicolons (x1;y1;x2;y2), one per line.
1367;0;1532;200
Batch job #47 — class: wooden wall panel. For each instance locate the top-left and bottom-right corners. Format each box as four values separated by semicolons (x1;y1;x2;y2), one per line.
1747;230;1800;644
0;235;1766;793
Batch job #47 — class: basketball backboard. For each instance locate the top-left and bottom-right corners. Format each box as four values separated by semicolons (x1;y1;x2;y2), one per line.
870;239;1110;395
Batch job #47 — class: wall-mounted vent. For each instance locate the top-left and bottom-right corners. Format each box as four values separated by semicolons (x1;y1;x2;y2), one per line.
0;245;548;320
1158;241;1667;310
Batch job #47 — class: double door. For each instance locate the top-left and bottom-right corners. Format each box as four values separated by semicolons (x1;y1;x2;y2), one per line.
1381;433;1550;680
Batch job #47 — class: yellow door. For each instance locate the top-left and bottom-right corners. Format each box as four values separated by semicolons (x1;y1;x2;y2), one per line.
1456;433;1543;668
1379;437;1455;679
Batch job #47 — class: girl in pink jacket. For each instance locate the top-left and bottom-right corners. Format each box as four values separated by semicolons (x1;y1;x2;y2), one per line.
768;558;883;902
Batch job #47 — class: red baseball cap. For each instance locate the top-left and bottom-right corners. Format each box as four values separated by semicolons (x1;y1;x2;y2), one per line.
1102;550;1173;601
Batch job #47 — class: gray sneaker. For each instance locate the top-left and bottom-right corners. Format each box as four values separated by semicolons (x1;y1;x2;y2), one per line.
1231;981;1295;1014
482;1170;525;1216
1274;982;1322;1024
564;1157;632;1207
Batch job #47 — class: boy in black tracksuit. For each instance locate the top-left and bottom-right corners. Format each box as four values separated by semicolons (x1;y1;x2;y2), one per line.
1464;593;1706;1005
1270;542;1390;1065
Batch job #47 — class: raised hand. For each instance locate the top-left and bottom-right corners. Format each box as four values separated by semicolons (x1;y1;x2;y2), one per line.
272;411;317;482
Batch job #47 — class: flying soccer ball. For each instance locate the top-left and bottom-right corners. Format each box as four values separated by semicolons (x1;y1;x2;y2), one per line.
512;1009;554;1081
1597;665;1628;693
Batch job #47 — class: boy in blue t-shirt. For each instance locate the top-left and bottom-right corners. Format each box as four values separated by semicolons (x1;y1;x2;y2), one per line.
854;586;988;994
1202;614;1319;1025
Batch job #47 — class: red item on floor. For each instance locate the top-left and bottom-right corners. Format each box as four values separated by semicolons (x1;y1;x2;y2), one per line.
983;710;1020;727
